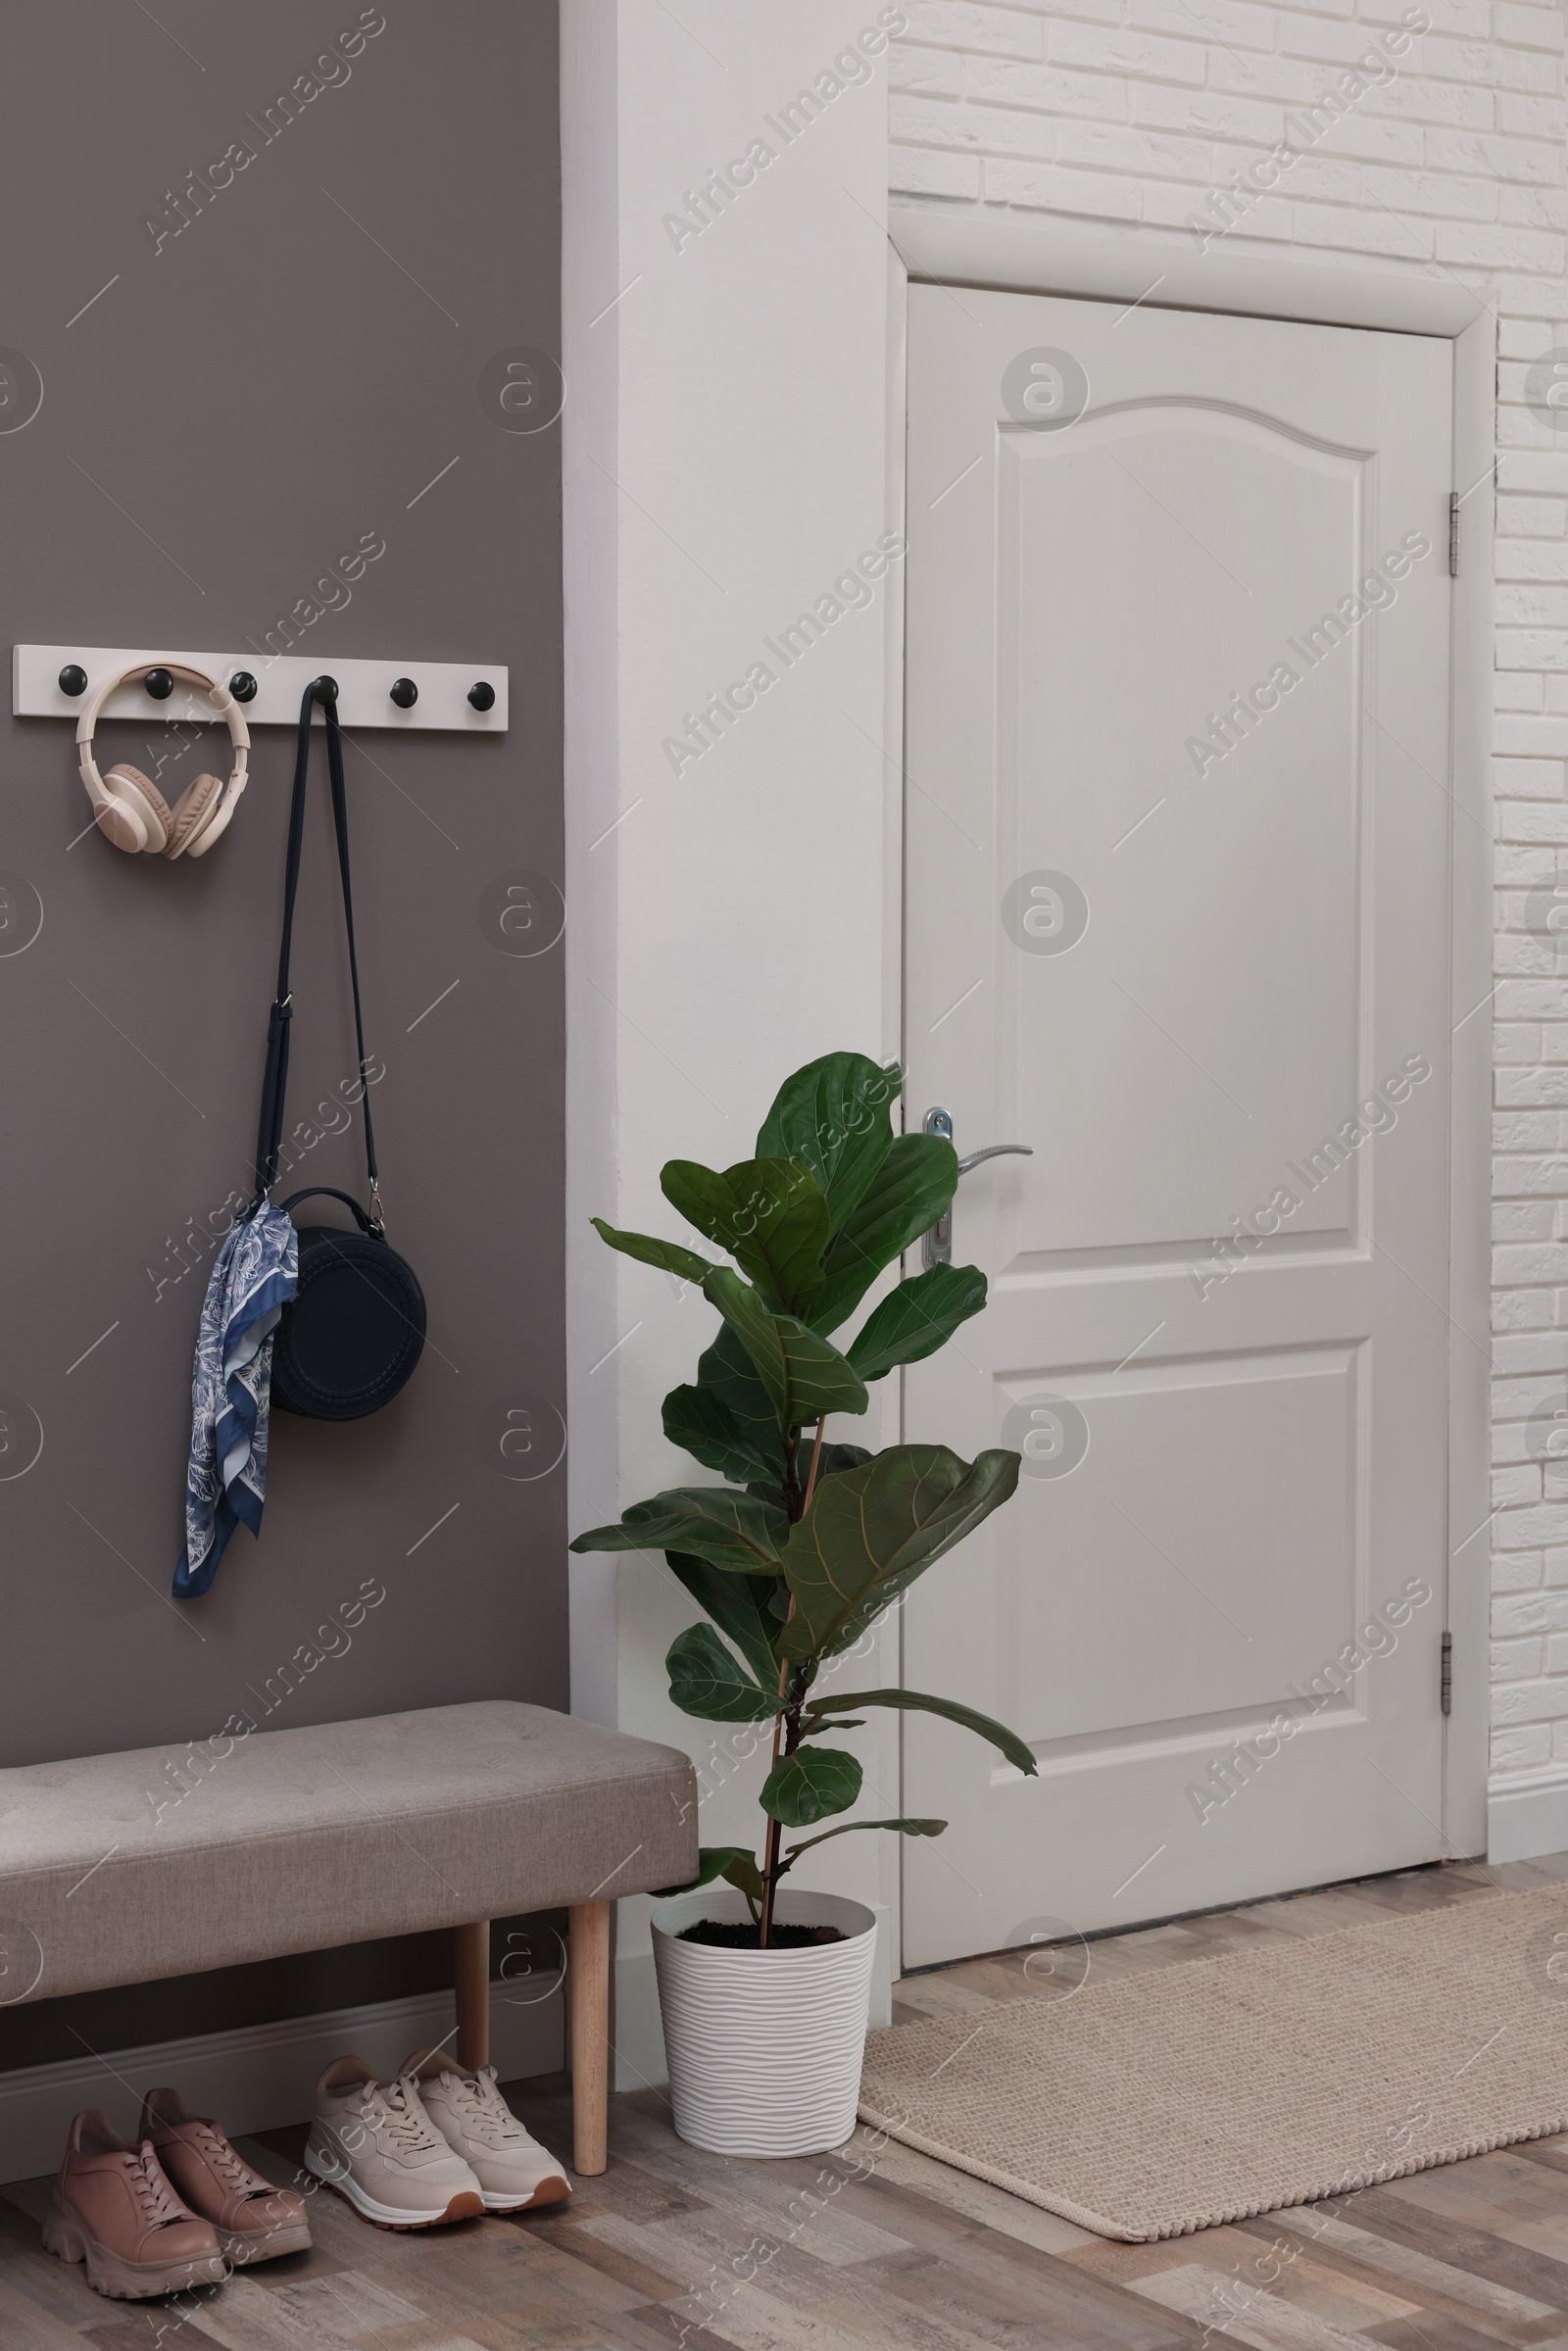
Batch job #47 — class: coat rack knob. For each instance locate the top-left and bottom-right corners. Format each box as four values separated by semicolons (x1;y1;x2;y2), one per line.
145;668;174;701
311;674;338;707
467;680;496;711
58;663;87;697
390;677;417;709
228;671;258;703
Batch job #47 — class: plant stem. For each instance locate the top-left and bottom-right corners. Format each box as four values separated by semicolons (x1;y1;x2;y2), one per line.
760;1416;826;1948
759;1641;792;1950
802;1415;827;1512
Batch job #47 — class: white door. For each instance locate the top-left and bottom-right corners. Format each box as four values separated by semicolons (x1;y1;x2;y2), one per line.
901;284;1454;1969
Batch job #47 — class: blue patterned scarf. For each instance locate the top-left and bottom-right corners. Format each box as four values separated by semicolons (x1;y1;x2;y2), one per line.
173;1201;298;1598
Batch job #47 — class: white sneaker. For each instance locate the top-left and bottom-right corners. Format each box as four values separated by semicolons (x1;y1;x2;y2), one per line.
399;2048;571;2213
304;2058;484;2229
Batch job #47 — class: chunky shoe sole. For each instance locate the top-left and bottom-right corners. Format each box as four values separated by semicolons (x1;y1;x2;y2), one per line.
303;2146;482;2230
41;2188;227;2300
218;2217;314;2264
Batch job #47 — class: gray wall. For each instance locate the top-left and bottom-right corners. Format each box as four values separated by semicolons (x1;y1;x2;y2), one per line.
0;1;564;2063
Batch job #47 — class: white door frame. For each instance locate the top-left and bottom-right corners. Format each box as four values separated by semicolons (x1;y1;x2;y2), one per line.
885;205;1494;1874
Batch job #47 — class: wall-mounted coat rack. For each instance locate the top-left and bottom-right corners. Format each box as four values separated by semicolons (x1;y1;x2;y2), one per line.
13;647;509;733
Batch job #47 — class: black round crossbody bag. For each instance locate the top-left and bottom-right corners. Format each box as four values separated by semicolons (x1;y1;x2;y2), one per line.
248;679;425;1420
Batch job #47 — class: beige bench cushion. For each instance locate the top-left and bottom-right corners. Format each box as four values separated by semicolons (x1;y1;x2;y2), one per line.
0;1702;697;2005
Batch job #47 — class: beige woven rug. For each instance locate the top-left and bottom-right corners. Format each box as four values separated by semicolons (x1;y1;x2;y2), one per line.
858;1885;1568;2240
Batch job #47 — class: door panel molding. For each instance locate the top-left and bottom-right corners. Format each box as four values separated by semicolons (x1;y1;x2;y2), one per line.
1024;395;1373;465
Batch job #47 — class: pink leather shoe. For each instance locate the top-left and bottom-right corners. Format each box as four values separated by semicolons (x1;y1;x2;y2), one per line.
140;2085;312;2265
41;2110;227;2300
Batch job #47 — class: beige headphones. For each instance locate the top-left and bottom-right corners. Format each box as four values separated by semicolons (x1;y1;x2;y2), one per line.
76;661;250;857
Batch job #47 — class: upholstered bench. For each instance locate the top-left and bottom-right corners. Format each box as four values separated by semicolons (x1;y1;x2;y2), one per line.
0;1701;697;2174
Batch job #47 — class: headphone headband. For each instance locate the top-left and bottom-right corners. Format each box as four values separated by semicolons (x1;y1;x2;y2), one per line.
76;661;251;765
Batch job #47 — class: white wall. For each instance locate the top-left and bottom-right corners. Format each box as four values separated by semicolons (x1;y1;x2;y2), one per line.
886;0;1568;1856
562;0;906;2082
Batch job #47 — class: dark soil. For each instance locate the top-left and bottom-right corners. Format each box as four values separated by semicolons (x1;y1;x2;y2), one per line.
678;1920;845;1950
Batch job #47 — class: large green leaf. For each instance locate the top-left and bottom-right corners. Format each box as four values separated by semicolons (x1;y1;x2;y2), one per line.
662;1550;782;1689
703;1267;867;1435
653;1845;764;1903
662;1157;829;1314
756;1053;901;1240
784;1817;946;1863
846;1264;988;1383
589;1218;710;1285
695;1325;788;1481
569;1485;787;1572
662;1383;781;1486
780;1445;1021;1661
666;1623;778;1722
802;1686;1037;1777
810;1135;959;1334
760;1743;862;1827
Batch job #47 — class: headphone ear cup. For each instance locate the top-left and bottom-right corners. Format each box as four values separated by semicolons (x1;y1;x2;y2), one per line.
93;798;148;854
161;771;224;859
100;764;172;856
183;782;239;857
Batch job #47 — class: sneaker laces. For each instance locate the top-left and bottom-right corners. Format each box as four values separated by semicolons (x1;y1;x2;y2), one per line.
194;2122;267;2200
354;2078;442;2154
438;2065;530;2148
125;2145;187;2229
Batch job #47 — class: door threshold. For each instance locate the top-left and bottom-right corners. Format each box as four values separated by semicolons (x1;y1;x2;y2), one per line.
899;1852;1494;1979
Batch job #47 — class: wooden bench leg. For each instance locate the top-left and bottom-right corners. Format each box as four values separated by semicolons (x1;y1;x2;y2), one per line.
454;1920;490;2071
568;1900;610;2177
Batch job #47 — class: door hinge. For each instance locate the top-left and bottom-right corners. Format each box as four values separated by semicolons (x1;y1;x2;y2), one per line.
1440;1629;1452;1716
1448;490;1459;578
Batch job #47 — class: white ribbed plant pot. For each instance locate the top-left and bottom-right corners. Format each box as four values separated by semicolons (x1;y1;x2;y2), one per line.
652;1886;877;2157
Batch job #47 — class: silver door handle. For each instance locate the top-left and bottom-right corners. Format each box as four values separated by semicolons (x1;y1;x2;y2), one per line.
921;1109;1033;1268
957;1144;1033;1175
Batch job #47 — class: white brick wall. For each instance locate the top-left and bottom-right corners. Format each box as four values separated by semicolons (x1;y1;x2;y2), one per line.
890;0;1568;1795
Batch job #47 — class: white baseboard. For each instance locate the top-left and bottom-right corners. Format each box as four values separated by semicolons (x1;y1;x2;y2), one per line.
610;1901;895;2095
0;1980;563;2187
1488;1765;1568;1865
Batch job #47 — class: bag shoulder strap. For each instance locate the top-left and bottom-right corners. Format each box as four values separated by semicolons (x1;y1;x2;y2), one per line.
252;683;382;1228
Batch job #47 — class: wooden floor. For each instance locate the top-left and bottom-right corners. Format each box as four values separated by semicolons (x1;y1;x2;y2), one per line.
8;1852;1568;2348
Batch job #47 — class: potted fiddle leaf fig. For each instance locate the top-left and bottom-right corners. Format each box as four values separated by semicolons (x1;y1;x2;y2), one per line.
569;1052;1032;2157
